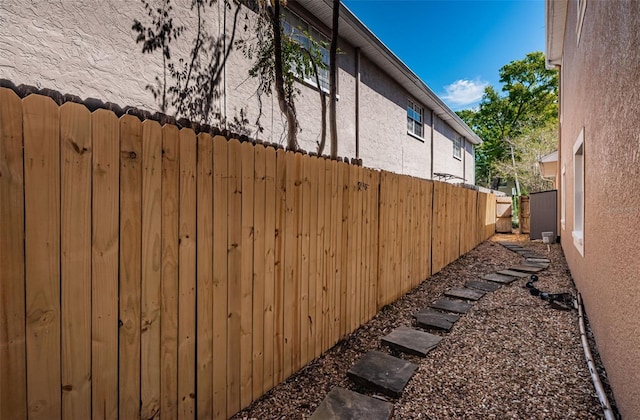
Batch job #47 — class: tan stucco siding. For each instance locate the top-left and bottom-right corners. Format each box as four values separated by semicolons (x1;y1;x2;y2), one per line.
432;115;470;183
358;54;432;177
0;0;472;182
558;1;640;417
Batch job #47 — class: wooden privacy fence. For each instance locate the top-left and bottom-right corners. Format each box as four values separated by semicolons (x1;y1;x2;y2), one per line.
0;89;495;420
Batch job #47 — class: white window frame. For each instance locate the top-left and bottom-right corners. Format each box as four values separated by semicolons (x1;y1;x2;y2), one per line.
453;135;463;160
407;99;424;139
576;0;587;45
282;9;330;93
573;129;584;256
561;165;566;230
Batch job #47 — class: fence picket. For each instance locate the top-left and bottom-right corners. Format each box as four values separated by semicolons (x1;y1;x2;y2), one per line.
91;109;120;420
60;102;92;419
23;94;61;420
0;88;27;419
178;128;196;419
300;154;311;367
141;120;163;419
262;146;277;394
161;124;180;420
196;132;214;418
253;144;266;401
118;115;142;419
226;138;242;415
273;149;287;385
212;135;229;419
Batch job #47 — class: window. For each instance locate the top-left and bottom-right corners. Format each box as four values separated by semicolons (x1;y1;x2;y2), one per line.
282;9;330;92
407;99;423;138
561;165;566;230
573;129;584;255
453;135;463;160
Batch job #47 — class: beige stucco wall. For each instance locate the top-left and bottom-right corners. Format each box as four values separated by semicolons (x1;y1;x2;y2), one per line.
558;1;640;417
0;0;472;181
432;115;474;184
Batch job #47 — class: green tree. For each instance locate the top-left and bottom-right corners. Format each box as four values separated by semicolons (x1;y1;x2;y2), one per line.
493;123;557;194
458;51;558;189
237;0;332;150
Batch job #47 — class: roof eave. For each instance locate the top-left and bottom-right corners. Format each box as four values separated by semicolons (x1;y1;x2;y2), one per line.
545;0;568;69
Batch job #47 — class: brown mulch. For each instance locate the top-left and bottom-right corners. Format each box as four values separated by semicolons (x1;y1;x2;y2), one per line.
233;234;606;419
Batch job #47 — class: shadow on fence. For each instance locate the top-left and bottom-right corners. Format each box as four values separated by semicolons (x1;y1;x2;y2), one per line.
0;88;496;419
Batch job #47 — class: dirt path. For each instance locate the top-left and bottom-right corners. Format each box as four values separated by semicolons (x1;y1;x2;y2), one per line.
233;235;603;419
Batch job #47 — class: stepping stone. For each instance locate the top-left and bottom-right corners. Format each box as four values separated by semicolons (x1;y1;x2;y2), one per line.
414;307;461;323
482;273;517;284
497;269;530;278
381;326;442;356
347;351;417;398
523;261;549;268
526;258;550;264
465;280;501;292
414;312;457;331
509;264;545;273
429;298;472;314
310;387;393;420
520;252;544;259
498;241;520;247
444;287;486;301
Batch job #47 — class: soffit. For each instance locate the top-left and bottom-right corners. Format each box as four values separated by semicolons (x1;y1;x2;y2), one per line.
545;0;568;68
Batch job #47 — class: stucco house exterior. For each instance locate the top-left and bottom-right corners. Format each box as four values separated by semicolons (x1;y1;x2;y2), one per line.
546;0;640;417
0;0;479;183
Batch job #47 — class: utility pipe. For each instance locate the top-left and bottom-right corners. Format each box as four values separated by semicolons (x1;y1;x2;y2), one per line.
577;293;615;420
355;47;360;160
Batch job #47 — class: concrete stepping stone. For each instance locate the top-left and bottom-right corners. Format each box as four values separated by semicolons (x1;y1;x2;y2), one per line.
523;261;549;268
465;280;501;292
509;264;544;273
381;326;442;356
509;264;545;273
429;298;472;314
526;257;551;263
482;273;517;284
414;312;457;331
414;307;461;322
347;351;417;398
522;253;546;258
310;387;393;420
444;287;486;301
505;245;527;250
497;269;530;278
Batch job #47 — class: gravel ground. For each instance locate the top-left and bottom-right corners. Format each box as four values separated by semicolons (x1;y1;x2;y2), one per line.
233;234;608;419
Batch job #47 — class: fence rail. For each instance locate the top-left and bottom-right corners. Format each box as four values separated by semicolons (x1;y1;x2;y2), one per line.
0;89;495;419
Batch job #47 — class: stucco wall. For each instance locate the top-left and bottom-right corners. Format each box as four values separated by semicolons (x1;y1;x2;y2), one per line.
558;0;640;417
0;0;472;182
432;115;473;183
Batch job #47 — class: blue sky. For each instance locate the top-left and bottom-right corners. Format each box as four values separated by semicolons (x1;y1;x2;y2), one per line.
341;0;546;110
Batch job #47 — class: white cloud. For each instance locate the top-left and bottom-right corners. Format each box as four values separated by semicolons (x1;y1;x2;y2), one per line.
441;79;489;108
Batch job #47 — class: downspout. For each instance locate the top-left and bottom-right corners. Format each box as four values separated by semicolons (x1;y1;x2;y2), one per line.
430;110;435;179
355;47;361;160
577;294;616;420
222;1;228;124
462;138;466;183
